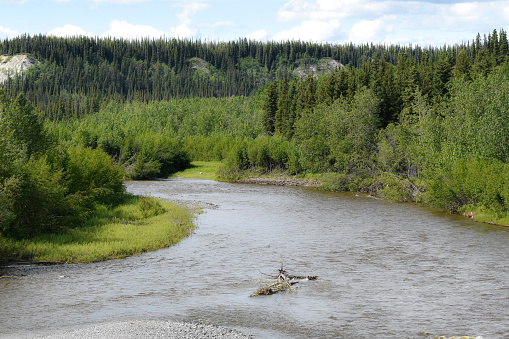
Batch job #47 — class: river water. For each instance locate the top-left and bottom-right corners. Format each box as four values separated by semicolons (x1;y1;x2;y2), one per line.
1;179;508;338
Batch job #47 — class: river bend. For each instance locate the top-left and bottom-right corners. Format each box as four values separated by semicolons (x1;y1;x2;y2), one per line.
1;179;508;338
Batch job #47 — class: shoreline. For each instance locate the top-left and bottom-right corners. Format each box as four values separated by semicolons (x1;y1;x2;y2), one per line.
0;197;196;266
232;174;509;228
36;320;253;339
233;176;319;187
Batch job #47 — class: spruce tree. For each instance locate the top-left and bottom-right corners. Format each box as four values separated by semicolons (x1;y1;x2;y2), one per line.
499;29;508;64
453;49;471;80
490;29;500;65
262;82;278;135
275;79;290;135
432;52;452;98
419;50;434;99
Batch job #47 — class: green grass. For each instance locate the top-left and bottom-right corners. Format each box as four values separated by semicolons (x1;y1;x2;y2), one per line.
171;161;223;180
458;205;509;227
0;196;196;264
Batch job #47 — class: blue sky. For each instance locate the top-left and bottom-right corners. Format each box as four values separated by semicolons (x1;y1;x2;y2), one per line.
0;0;508;46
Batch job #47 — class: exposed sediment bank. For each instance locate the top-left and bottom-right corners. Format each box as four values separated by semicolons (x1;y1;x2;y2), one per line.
38;320;252;339
234;176;319;187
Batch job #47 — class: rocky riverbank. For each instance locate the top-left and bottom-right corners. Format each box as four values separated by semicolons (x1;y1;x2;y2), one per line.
234;176;319;187
38;320;253;339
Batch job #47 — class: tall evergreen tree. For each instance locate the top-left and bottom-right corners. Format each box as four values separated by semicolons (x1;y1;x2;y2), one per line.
432;51;452;98
499;29;509;64
262;82;278;135
453;49;471;80
418;50;434;99
489;29;500;65
275;79;290;135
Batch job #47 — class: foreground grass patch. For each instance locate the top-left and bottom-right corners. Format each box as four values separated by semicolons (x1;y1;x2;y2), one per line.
171;161;222;180
0;196;196;264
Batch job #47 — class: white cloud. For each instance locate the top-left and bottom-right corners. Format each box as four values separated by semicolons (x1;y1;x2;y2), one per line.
271;19;340;42
247;29;268;41
173;1;211;23
172;23;197;38
277;0;388;22
348;19;390;43
163;1;209;38
46;25;93;37
0;0;28;3
0;25;19;39
100;20;170;39
274;0;507;45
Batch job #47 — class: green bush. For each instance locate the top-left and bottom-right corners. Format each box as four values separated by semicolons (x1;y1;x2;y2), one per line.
370;173;418;202
123;134;190;180
318;172;352;191
137;196;166;218
0;158;69;238
66;146;124;201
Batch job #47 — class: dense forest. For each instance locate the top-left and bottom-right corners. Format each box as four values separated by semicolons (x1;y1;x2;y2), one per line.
1;30;506;120
1;29;508;242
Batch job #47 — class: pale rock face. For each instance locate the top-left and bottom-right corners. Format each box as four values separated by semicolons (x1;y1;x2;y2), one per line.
0;54;37;84
293;57;344;79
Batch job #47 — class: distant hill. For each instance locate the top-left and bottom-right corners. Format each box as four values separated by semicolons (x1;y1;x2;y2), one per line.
0;34;482;120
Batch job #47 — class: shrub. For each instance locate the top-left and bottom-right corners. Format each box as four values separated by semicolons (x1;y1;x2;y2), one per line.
123;134;191;180
66;146;124;202
0;158;69;238
137;196;166;218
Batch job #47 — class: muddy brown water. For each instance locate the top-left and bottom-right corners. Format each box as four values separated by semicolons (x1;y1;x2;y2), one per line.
1;179;508;338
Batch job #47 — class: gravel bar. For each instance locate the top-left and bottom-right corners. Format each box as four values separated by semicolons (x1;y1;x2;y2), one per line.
38;320;253;339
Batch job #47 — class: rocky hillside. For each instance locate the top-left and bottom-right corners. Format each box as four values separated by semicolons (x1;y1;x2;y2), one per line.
0;54;37;84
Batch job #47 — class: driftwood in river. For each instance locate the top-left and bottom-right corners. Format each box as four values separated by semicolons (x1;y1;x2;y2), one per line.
250;266;317;296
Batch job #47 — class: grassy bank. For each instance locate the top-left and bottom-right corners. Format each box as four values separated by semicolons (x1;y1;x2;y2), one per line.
0;196;196;264
171;161;223;180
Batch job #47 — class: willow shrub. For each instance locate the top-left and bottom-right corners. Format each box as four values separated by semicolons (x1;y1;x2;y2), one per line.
422;69;509;214
452;159;508;214
0;145;127;239
182;135;237;161
424;158;509;215
0;158;69;239
123;134;190;180
66;146;124;201
218;135;300;179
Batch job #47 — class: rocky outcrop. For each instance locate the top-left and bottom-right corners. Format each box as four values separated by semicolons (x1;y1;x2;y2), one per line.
0;54;38;84
189;57;210;74
294;57;344;78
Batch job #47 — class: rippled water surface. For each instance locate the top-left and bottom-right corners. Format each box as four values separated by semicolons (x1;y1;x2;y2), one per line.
1;179;508;338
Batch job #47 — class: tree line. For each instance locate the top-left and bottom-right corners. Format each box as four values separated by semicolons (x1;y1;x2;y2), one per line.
261;29;509;138
1;30;507;120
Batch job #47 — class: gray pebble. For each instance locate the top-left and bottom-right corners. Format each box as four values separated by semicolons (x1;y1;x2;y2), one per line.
38;320;253;339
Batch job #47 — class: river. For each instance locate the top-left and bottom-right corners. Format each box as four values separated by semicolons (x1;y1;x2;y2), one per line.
1;179;508;338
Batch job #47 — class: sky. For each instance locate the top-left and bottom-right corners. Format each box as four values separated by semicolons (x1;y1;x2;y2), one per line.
0;0;508;47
